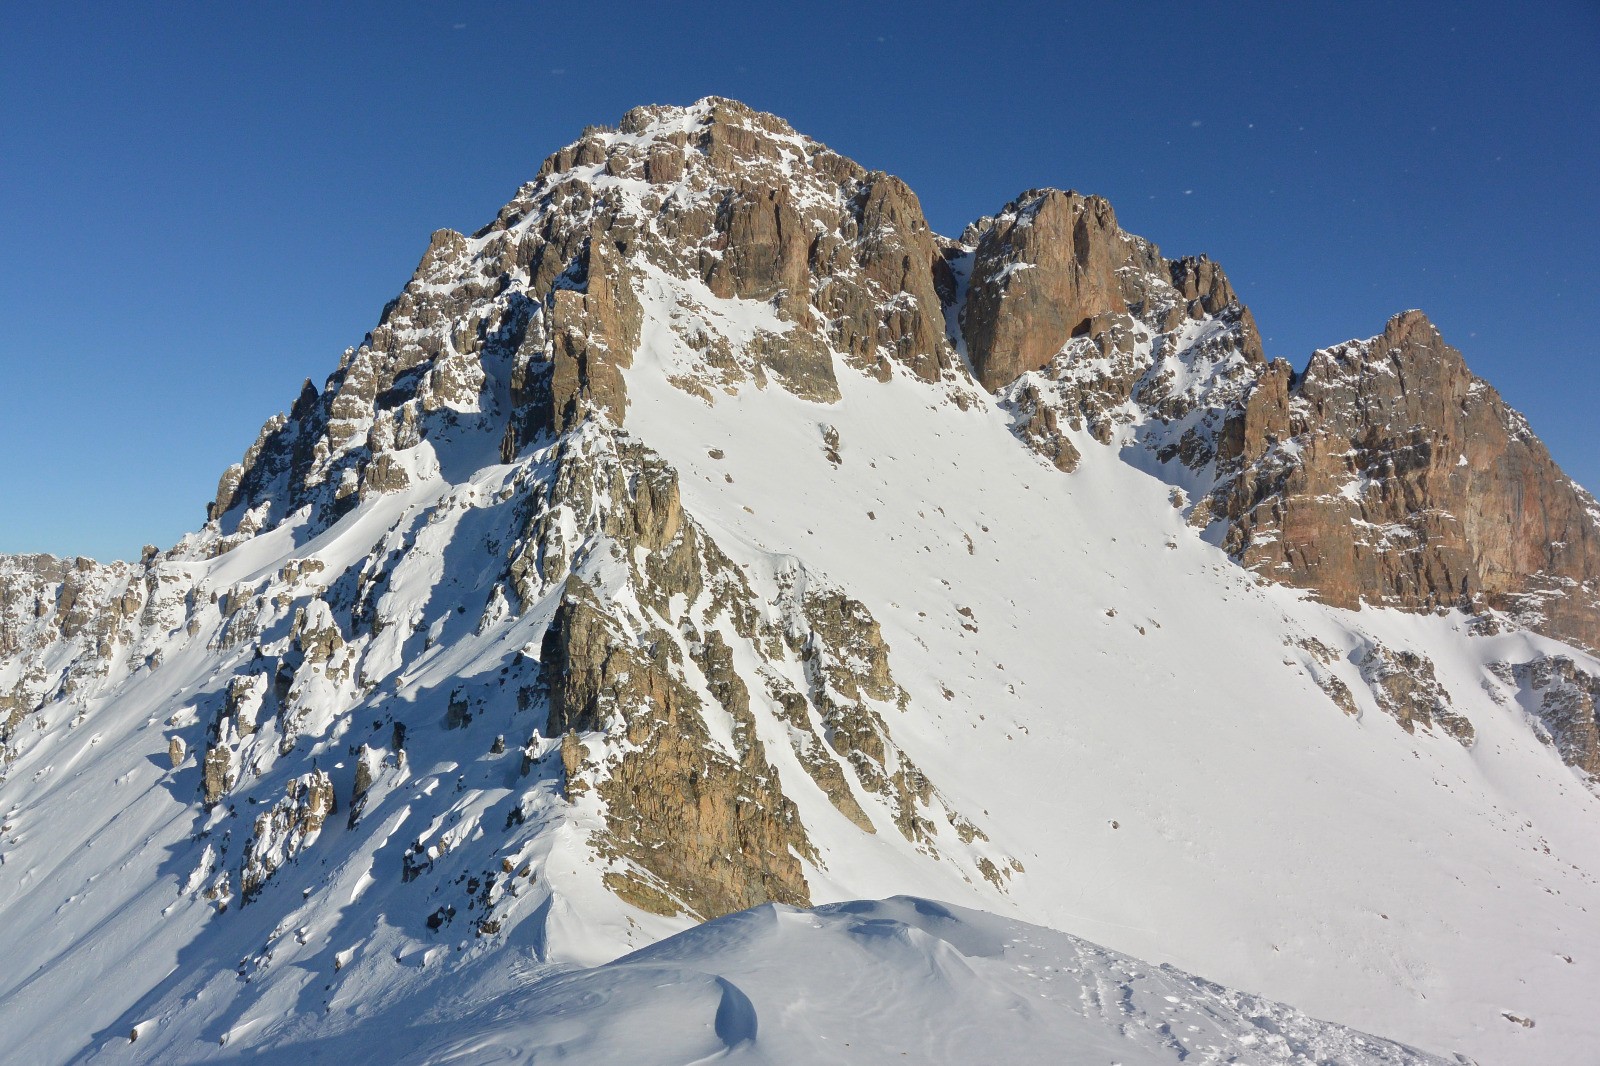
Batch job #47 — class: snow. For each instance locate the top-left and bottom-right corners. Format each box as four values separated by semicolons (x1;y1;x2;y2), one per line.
396;898;1451;1065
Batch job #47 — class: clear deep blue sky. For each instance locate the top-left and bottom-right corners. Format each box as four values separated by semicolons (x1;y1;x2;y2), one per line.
3;1;1596;561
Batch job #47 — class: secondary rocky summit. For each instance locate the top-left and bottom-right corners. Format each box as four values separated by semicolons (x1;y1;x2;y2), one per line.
2;98;1598;1064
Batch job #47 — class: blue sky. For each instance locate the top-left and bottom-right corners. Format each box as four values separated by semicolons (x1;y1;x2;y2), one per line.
2;1;1596;561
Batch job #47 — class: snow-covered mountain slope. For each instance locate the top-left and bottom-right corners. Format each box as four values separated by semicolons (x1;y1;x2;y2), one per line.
297;897;1453;1065
2;98;1598;1064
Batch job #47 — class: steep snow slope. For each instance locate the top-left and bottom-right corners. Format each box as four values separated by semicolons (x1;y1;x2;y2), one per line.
1;98;1597;1065
623;276;1600;1062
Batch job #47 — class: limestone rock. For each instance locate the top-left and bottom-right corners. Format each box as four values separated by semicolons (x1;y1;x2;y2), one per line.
1203;311;1600;652
1500;657;1600;775
1358;643;1474;744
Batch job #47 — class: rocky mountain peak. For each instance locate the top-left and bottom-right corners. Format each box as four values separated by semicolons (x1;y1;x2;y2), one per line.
200;97;978;551
1379;306;1440;346
191;97;1600;664
3;98;1600;1064
534;96;834;187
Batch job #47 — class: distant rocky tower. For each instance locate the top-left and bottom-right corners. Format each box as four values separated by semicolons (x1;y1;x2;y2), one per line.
1197;310;1600;648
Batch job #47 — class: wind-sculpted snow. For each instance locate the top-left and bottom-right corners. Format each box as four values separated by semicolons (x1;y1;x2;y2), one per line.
262;898;1454;1065
2;98;1600;1065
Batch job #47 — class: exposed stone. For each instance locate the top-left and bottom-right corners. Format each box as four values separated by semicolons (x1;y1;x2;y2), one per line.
224;673;266;736
239;770;336;902
559;730;585;792
782;580;951;847
1500;657;1600;775
963;190;1130;391
1203;311;1600;653
348;744;380;828
202;742;236;805
1291;636;1358;718
1358;643;1474;744
445;690;472;730
548;229;643;432
541;585;811;918
291;600;344;663
759;668;875;833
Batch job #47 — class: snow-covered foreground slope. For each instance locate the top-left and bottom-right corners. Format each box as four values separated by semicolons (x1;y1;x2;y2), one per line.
328;897;1452;1065
2;98;1599;1066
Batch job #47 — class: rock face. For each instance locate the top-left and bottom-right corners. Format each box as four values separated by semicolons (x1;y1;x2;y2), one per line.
1496;657;1600;775
952;211;1598;653
541;585;811;918
1196;311;1600;652
963;206;1268;483
962;190;1130;391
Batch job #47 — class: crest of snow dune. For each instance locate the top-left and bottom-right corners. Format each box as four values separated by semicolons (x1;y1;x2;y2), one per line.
386;898;1454;1065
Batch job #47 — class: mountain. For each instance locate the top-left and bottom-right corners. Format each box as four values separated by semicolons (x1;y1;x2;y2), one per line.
2;97;1598;1064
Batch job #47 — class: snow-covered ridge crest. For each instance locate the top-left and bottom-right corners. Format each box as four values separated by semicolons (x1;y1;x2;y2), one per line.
402;897;1455;1065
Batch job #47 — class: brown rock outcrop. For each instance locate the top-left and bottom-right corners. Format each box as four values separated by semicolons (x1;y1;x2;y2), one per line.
962;190;1130;391
1204;311;1600;651
1499;657;1600;775
1358;643;1474;744
541;585;812;919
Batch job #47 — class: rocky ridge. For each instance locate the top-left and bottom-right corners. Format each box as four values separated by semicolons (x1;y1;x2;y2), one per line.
953;202;1600;658
201;96;1600;667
